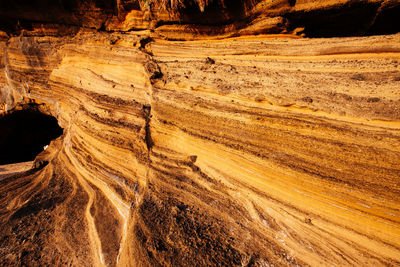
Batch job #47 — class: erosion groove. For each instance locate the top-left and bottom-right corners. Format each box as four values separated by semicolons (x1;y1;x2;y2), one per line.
0;1;400;266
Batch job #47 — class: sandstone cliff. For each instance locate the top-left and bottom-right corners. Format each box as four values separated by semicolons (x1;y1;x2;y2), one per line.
1;1;400;266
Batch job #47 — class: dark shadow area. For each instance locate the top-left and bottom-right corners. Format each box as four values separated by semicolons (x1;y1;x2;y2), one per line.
285;2;400;37
0;107;63;165
368;4;400;35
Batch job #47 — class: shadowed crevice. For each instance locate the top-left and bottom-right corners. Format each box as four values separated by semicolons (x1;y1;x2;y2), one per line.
143;104;154;151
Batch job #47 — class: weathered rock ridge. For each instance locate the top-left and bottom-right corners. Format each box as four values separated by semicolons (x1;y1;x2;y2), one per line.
1;1;400;266
1;0;400;37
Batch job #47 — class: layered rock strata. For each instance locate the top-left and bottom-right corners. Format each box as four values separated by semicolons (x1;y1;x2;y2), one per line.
0;1;400;266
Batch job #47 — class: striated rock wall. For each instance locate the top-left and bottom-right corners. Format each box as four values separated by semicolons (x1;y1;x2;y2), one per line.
1;1;400;266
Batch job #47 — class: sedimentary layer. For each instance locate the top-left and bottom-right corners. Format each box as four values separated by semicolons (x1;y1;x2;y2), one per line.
0;28;399;266
0;1;400;266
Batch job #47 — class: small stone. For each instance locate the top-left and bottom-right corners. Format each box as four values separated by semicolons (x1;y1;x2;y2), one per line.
205;57;215;64
189;155;197;163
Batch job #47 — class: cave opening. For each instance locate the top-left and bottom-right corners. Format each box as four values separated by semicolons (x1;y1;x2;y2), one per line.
0;105;63;165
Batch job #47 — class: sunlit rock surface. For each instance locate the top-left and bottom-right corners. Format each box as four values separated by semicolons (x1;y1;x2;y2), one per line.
1;1;400;266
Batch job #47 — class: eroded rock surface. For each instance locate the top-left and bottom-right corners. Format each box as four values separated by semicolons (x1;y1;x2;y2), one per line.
1;1;400;266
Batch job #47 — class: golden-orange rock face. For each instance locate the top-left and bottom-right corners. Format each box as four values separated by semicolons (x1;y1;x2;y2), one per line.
1;1;400;266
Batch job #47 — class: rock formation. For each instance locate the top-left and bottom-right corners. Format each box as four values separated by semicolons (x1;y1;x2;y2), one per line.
1;0;400;266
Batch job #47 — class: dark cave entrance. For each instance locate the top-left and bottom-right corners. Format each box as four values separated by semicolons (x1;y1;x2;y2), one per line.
0;105;63;165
